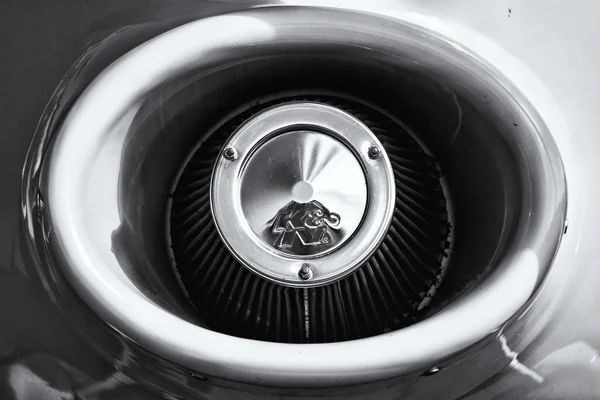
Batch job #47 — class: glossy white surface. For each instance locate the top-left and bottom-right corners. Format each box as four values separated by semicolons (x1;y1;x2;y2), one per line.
4;0;598;399
42;1;576;389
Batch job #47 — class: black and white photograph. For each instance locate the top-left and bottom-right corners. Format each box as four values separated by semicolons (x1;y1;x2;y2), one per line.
1;1;598;398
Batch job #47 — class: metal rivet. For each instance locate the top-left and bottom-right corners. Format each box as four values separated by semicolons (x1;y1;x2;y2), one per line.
298;263;313;280
368;145;382;159
423;367;440;376
223;147;238;161
191;373;207;381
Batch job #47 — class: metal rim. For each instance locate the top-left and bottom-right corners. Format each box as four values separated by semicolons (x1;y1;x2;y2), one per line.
40;7;567;386
211;102;394;287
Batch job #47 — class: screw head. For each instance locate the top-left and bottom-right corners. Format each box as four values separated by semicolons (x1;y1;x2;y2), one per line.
423;366;440;376
223;147;238;161
368;145;382;159
298;264;313;281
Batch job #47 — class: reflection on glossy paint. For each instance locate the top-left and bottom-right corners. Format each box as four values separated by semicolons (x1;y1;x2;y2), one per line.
499;335;544;383
467;341;600;399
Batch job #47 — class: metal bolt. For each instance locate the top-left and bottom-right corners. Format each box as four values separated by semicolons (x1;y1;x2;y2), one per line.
368;145;382;159
298;263;313;281
423;366;440;376
223;147;238;161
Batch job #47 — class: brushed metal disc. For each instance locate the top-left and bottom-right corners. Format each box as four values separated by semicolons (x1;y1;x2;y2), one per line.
240;130;367;257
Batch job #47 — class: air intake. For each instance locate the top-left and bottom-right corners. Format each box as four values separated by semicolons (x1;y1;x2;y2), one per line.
30;6;567;388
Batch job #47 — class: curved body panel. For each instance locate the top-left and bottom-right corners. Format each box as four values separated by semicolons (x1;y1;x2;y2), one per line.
1;1;599;399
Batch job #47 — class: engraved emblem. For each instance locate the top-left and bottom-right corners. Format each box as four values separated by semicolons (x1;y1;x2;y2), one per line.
268;200;341;250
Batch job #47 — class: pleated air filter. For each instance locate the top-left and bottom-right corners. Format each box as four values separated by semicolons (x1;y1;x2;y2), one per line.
169;95;451;343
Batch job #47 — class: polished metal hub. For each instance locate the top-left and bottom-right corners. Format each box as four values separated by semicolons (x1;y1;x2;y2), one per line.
211;102;396;286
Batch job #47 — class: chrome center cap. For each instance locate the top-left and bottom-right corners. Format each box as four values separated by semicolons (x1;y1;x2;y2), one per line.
211;102;395;287
240;130;367;257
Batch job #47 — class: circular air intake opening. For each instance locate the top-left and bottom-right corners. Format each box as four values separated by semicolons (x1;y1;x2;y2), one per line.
169;96;451;343
36;6;566;386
